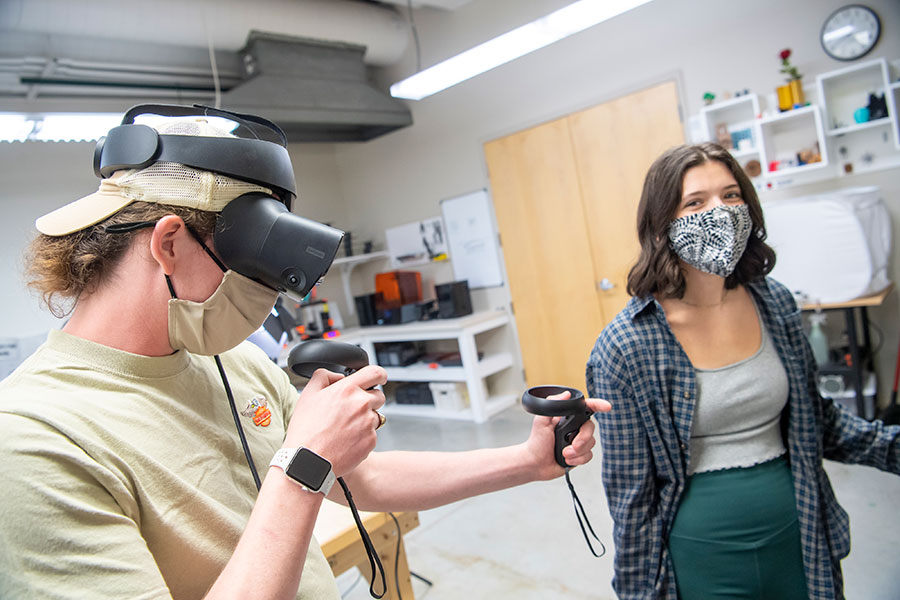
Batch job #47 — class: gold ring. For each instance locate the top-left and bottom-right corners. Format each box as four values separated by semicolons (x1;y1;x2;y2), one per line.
374;411;387;430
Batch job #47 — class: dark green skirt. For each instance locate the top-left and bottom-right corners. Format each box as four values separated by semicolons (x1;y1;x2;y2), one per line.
667;455;809;599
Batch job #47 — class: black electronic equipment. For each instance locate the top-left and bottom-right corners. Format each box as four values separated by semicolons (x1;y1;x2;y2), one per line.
285;338;387;597
355;293;381;327
288;340;370;378
94;104;343;300
436;280;473;319
374;342;421;367
395;383;434;405
216;194;343;298
94;104;296;206
521;385;605;558
521;385;593;468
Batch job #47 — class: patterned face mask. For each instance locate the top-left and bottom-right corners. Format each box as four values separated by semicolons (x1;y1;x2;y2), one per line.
667;204;753;277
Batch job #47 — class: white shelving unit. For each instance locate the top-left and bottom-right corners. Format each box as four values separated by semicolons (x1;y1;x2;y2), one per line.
758;104;829;178
337;310;516;423
693;55;900;190
329;251;388;316
816;57;900;175
699;93;761;158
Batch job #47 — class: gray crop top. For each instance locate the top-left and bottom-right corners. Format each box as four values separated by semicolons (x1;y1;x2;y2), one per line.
689;308;790;475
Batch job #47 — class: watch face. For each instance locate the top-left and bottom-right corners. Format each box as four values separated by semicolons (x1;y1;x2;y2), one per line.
285;448;331;489
821;5;881;61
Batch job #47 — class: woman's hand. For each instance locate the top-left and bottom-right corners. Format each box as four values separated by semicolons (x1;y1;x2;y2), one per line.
522;391;611;480
284;365;387;477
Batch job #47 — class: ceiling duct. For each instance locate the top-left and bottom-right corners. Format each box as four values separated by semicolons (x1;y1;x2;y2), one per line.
222;32;412;143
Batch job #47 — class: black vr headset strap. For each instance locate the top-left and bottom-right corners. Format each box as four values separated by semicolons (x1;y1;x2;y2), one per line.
120;104;288;147
94;127;297;206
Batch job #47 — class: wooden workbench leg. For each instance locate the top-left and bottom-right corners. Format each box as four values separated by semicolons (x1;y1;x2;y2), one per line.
359;529;416;600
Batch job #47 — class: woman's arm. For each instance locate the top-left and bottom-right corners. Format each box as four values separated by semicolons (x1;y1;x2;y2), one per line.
588;337;664;600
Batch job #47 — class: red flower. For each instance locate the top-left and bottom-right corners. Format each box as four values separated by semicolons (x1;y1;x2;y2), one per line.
780;49;791;60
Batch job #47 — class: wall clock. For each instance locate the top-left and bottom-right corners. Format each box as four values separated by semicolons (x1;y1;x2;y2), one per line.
820;5;881;61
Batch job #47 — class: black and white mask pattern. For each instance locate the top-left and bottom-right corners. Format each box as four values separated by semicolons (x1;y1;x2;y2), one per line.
667;204;752;277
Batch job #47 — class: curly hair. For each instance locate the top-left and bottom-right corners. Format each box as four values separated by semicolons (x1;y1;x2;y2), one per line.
26;202;218;317
626;142;776;299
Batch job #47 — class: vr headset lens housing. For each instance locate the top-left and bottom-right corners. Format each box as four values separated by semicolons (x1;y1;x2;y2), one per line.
215;194;344;299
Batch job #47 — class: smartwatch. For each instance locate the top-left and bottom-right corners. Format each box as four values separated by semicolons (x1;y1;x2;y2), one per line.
269;447;336;495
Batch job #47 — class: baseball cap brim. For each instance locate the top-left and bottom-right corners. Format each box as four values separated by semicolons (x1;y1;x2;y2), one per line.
35;175;134;236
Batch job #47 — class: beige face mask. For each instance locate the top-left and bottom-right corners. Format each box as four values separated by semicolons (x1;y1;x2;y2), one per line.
168;270;280;356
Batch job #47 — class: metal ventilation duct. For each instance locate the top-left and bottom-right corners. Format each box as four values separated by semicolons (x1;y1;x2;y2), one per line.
222;32;412;142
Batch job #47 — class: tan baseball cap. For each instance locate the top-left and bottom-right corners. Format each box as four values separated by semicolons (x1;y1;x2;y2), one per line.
35;119;273;237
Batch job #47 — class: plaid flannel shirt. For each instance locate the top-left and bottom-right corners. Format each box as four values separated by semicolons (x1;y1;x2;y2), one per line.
586;277;900;600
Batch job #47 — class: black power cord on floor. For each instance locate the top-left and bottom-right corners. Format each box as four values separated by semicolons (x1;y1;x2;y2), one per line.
387;512;433;600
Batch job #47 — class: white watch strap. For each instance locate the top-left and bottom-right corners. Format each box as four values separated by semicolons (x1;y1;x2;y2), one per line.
270;447;296;471
269;447;335;495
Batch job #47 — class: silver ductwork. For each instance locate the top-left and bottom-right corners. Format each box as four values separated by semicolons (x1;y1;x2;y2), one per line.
222;32;412;142
0;0;413;142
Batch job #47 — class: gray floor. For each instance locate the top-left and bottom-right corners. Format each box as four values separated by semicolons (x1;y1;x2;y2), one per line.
337;406;900;600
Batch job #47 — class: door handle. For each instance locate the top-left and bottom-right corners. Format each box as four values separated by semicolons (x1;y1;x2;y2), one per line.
596;278;615;291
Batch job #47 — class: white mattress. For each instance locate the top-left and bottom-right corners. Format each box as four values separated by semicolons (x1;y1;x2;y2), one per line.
762;186;892;304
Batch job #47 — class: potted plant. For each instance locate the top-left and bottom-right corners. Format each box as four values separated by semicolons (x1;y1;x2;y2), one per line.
778;48;804;110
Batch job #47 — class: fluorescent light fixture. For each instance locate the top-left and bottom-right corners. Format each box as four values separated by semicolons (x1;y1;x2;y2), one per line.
0;112;240;143
0;114;35;142
33;114;123;142
390;0;654;101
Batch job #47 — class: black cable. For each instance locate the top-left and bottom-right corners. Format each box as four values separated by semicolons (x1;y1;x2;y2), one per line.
406;0;422;72
219;360;388;599
216;355;262;491
339;478;387;599
388;512;433;593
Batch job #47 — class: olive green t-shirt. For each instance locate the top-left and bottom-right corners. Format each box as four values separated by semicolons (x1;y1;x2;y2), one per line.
0;329;340;600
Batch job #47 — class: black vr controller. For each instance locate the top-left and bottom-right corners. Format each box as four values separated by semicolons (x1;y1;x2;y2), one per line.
521;385;593;468
288;339;370;377
285;338;389;597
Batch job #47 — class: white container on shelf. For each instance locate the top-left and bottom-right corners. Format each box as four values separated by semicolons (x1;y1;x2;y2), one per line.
763;186;891;304
428;382;469;412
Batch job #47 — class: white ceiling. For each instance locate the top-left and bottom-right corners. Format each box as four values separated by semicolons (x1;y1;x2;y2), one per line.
0;0;464;110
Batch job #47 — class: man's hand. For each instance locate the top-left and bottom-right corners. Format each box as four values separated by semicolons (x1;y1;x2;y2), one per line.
284;365;387;477
522;391;611;480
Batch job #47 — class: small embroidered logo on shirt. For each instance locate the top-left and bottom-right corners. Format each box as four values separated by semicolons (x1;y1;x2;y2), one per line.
240;395;272;427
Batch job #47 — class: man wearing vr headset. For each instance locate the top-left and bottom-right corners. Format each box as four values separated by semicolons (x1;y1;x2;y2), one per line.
0;106;608;600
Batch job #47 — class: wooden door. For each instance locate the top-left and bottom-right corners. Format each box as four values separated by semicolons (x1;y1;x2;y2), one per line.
570;81;685;321
485;81;683;390
485;118;604;389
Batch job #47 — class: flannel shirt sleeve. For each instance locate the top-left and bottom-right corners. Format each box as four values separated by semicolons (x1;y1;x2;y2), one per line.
587;328;662;600
779;284;900;475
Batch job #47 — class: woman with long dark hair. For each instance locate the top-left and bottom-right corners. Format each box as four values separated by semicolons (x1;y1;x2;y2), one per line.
587;142;899;599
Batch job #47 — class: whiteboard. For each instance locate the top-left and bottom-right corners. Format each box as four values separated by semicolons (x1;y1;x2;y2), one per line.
440;189;504;289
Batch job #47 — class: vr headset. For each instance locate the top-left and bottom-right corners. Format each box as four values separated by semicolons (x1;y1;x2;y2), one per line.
93;104;344;299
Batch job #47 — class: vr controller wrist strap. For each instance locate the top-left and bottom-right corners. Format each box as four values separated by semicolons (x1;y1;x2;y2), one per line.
564;468;606;558
217;354;388;599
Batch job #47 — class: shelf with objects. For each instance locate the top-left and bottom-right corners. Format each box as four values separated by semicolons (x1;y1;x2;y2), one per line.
758;104;829;179
816;57;900;175
691;55;900;191
338;310;516;423
329;250;389;317
697;93;765;187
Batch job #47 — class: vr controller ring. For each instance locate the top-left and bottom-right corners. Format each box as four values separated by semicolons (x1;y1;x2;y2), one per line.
288;340;370;378
521;385;586;417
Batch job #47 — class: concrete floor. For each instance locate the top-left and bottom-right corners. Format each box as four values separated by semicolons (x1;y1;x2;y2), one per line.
337;406;900;600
